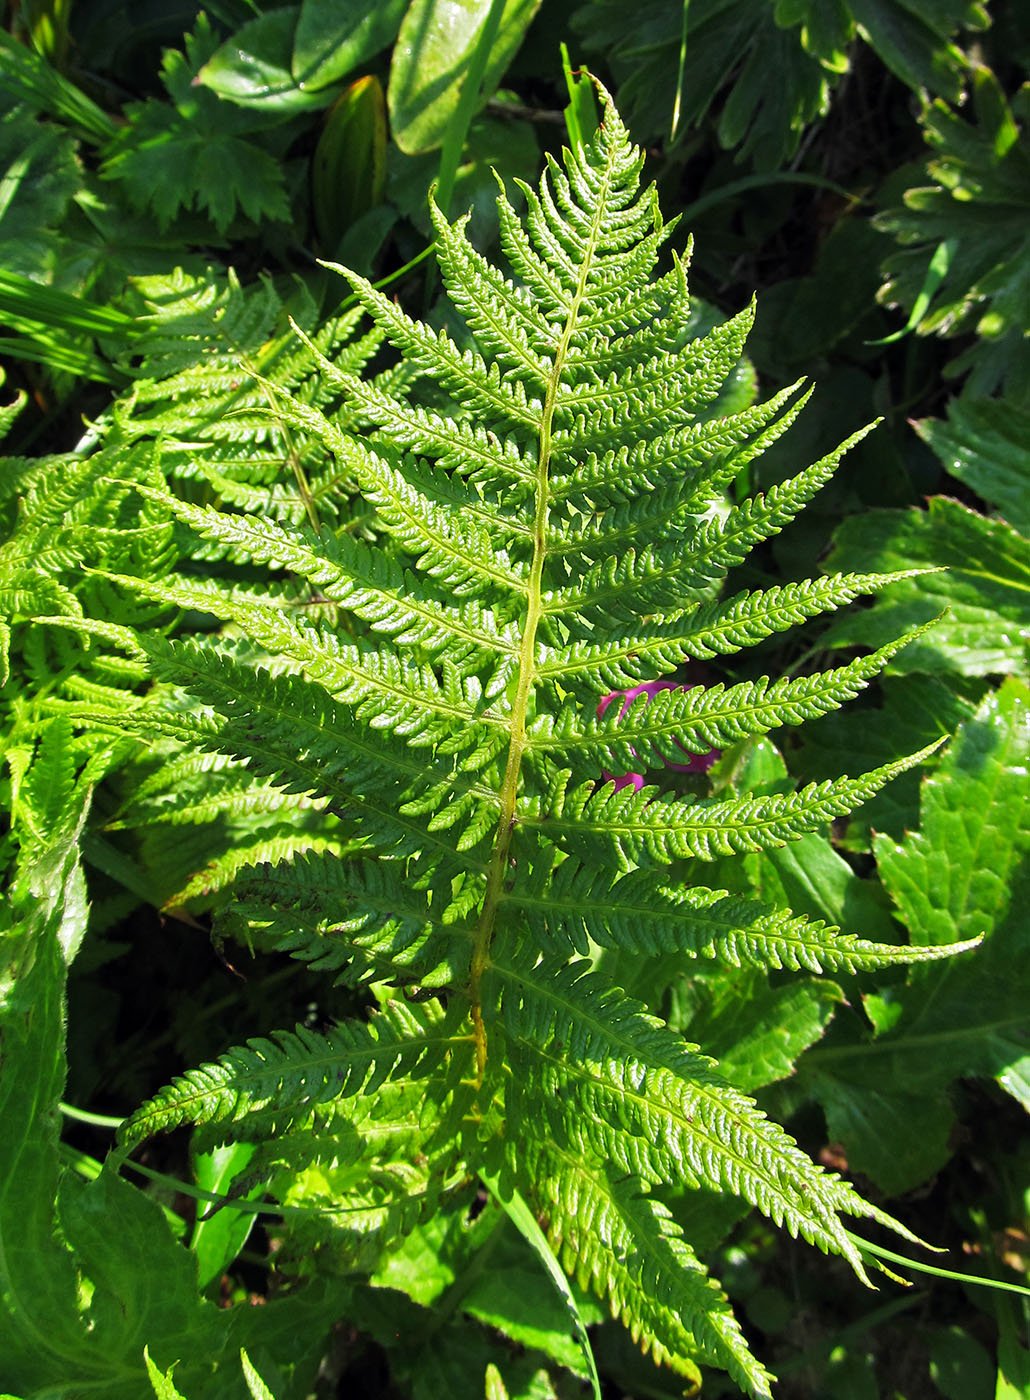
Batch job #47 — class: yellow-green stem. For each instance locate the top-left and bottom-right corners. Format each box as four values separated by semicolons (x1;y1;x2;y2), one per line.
467;159;614;1078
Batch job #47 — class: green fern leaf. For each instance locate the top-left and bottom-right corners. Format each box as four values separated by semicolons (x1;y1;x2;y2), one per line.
522;1138;775;1398
119;998;473;1145
107;81;977;1395
488;949;889;1276
219;850;474;988
505;862;977;970
533;627;935;772
532;743;943;867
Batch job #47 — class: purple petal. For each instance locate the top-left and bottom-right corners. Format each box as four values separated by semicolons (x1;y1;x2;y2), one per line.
598;678;720;786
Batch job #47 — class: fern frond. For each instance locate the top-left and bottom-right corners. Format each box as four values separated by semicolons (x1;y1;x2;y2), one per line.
138;637;503;855
96;80;976;1393
129;485;521;682
107;749;305;829
431;202;560;378
555;303;756;453
97;569;507;761
542;436;877;623
323;266;545;437
169;828;343;910
343;452;530;599
116;268;385;531
270;344;538;502
550;380;808;504
96;678;493;878
222;849;474;987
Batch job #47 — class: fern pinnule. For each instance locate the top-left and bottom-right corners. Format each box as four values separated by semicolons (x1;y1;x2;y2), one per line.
506;862;978;969
218;849;471;988
550;378;810;507
534;626;934;771
118;998;472;1144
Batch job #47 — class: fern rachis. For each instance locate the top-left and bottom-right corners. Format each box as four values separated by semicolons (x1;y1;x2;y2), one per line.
101;86;979;1398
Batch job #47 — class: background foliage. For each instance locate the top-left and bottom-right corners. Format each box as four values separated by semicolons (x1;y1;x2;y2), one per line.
0;0;1028;1397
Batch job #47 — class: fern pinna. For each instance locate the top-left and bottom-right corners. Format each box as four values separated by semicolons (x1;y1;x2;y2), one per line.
108;90;974;1397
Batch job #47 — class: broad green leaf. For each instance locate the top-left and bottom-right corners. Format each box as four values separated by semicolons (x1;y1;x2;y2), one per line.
742;834;900;944
824;497;1030;676
312;76;387;255
684;972;844;1093
915;398;1030;536
0;745;222;1398
997;1307;1030;1400
876;70;1030;399
0;743;344;1397
388;0;541;155
461;1239;602;1378
800;678;1030;1192
196;9;329;113
813;1077;956;1195
56;1164;230;1392
573;0;831;167
102;17;293;230
372;1212;467;1305
292;0;409;90
573;0;985;169
749;220;886;368
929;1326;995;1400
845;0;985;101
0;912;86;1389
479;1174;603;1399
875;677;1030;950
190;1142;259;1289
0;104;80;281
792;674;978;844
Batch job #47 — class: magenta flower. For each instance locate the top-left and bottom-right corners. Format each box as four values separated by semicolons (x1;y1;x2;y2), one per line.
598;680;720;791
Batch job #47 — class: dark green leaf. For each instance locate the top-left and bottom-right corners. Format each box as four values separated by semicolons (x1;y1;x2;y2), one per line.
197;9;332;113
292;0;409;91
388;0;542;155
824;497;1030;677
876;69;1030;398
915;397;1030;535
0;105;80;280
102;18;293;231
685;972;844;1092
928;1325;995;1400
801;678;1030;1192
